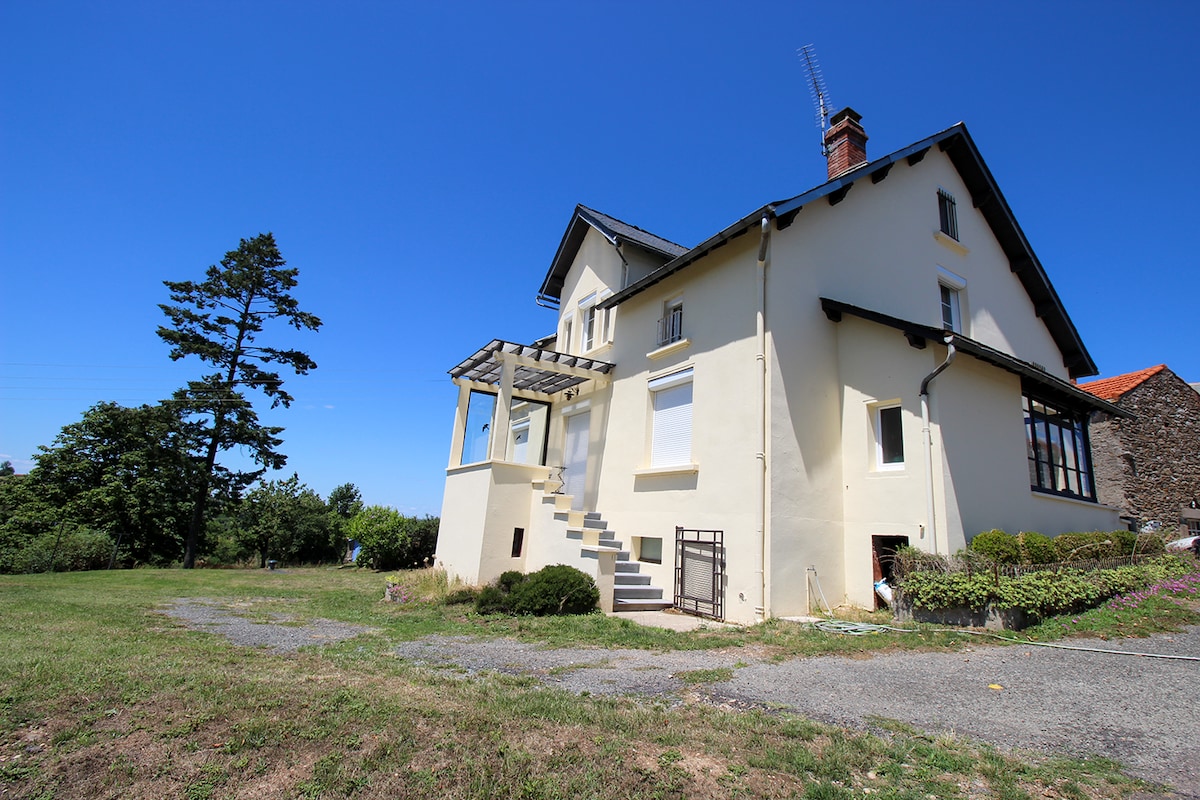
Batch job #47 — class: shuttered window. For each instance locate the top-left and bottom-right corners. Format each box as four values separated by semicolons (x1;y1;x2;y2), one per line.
649;368;693;467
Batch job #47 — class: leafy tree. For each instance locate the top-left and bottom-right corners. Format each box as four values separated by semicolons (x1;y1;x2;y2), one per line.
16;402;198;565
327;482;365;561
0;460;14;477
347;507;438;571
238;474;336;567
328;483;364;519
158;233;321;568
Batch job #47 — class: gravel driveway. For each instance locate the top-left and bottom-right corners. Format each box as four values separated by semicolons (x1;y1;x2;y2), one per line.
162;599;1199;796
395;628;1200;797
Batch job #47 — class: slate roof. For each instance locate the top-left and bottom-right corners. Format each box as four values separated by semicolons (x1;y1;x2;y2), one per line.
596;122;1099;379
537;205;689;304
1077;364;1167;402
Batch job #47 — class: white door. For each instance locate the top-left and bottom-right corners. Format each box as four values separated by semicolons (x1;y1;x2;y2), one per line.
562;411;589;511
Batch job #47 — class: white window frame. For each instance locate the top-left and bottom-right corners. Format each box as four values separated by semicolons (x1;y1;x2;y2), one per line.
873;402;905;471
658;295;684;347
648;367;694;468
561;313;574;354
937;266;967;334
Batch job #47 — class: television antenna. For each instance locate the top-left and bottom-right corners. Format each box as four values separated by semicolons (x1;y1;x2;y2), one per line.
798;44;832;155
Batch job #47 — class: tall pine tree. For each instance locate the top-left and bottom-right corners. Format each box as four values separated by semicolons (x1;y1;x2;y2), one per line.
158;233;321;568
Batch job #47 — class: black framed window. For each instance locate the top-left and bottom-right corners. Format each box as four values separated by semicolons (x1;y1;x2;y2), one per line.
1023;394;1095;501
938;188;959;241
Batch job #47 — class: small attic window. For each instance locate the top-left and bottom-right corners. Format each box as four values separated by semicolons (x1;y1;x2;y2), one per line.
937;189;959;241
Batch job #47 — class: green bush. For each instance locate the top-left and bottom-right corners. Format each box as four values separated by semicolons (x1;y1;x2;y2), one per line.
898;554;1193;619
7;528;115;573
1018;531;1056;564
349;507;439;571
510;565;599;616
1051;531;1127;561
443;587;479;606
497;570;525;593
1134;533;1166;556
474;585;511;615
968;529;1020;564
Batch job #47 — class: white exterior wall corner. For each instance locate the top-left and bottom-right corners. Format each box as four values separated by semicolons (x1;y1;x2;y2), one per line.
764;226;847;616
834;317;936;607
592;237;766;624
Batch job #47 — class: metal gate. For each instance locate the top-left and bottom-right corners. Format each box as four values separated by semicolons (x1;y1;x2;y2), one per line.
673;527;725;620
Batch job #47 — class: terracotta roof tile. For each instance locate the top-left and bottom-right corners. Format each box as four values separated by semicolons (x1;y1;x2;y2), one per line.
1077;364;1166;401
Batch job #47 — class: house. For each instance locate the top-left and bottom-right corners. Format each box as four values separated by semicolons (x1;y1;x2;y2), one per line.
435;108;1122;624
1078;364;1200;536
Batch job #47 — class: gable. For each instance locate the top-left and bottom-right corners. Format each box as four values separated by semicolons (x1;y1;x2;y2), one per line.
601;124;1098;379
537;205;688;306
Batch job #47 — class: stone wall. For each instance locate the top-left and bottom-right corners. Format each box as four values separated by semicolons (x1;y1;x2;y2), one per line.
1089;368;1200;532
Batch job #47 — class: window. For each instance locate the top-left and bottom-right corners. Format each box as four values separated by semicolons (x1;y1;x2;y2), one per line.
511;528;524;558
507;399;549;466
460;390;497;464
578;293;600;352
940;284;960;332
657;297;683;346
649;368;693;467
637;536;663;564
875;404;904;469
1024;393;1095;501
937;188;959;241
561;316;574;354
938;266;966;333
1187;518;1200;537
582;305;598;351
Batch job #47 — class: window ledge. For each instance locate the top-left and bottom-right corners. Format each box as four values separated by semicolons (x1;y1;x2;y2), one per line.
647;338;691;360
1030;488;1102;508
933;230;969;256
634;462;699;477
582;342;614;358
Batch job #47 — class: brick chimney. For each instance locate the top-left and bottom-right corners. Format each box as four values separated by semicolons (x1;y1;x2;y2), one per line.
824;107;868;179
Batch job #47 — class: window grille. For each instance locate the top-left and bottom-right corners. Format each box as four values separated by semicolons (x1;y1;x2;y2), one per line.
938;188;959;241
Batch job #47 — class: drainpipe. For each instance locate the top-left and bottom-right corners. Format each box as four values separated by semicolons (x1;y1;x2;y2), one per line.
920;336;956;555
755;212;771;621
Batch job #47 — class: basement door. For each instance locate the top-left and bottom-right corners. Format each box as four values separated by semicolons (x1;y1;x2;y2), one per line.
674;528;725;620
562;411;589;511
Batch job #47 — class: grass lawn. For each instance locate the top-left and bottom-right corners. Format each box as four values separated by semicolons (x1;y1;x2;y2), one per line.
1;566;1193;799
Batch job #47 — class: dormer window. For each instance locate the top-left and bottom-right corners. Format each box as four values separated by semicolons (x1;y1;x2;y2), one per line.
657;297;683;346
937;188;959;241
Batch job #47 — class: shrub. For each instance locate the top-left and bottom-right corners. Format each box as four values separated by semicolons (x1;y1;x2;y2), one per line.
1018;531;1056;564
7;528;114;573
474;585;511;615
510;565;599;616
898;554;1193;620
443;587;479;606
969;529;1020;564
349;507;439;571
497;570;525;593
1052;531;1127;562
1134;533;1166;556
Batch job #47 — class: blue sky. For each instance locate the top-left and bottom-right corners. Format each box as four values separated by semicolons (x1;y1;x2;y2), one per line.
2;1;1197;516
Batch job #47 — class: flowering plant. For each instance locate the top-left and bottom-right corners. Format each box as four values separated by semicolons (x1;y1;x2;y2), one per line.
384;575;411;603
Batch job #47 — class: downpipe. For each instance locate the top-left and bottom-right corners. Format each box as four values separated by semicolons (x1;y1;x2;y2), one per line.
920;336;956;555
755;212;770;620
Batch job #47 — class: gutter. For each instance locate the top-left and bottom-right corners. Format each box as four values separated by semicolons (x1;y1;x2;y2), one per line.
920;336;956;555
755;212;771;621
